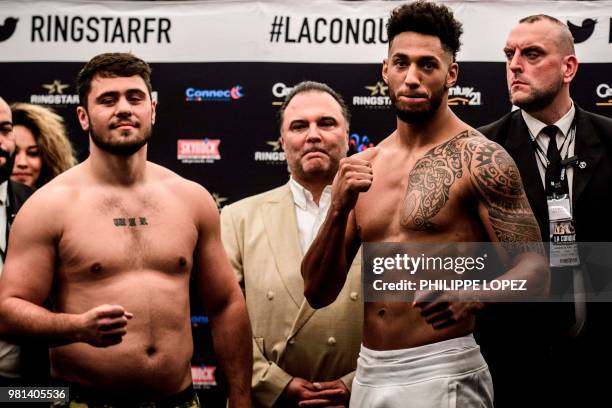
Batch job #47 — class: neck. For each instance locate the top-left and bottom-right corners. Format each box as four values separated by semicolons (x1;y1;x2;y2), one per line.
526;90;572;125
396;102;460;149
292;176;329;205
88;142;147;186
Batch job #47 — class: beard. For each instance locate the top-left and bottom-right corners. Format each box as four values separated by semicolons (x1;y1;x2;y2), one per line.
90;119;152;156
510;77;563;112
390;82;446;125
0;147;15;184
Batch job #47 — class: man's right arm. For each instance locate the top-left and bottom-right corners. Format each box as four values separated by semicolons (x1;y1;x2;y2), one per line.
302;157;372;309
0;190;131;347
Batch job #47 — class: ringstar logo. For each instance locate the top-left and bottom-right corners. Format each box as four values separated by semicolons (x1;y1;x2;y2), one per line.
448;86;482;106
0;17;19;42
352;81;391;109
30;80;79;106
254;140;285;164
596;83;612;107
177;138;221;163
185;85;244;102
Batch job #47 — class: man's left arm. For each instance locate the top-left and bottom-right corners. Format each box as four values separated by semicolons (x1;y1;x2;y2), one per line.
467;135;549;299
194;189;252;408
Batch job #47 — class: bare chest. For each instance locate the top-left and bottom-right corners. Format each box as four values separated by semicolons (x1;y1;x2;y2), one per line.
58;193;198;280
356;136;474;241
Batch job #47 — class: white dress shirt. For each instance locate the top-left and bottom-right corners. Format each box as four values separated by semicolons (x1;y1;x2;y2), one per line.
0;180;20;378
522;104;585;336
288;177;332;254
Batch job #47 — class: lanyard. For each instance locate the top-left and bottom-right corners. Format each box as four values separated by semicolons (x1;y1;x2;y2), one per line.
527;119;577;183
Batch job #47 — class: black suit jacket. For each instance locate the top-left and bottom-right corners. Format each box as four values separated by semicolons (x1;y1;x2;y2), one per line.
477;107;612;406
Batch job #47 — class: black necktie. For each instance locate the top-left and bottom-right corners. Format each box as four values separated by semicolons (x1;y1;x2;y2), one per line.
543;125;568;195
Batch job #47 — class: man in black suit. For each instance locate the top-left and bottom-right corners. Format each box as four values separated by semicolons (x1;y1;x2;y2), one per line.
0;97;35;385
478;15;612;407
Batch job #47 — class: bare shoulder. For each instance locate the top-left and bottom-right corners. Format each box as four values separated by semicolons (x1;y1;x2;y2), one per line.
461;129;524;197
11;164;87;236
147;162;218;217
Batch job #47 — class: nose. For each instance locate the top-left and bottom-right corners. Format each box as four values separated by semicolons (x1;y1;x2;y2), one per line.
404;63;420;88
15;151;27;168
115;96;133;117
306;123;322;143
508;50;522;73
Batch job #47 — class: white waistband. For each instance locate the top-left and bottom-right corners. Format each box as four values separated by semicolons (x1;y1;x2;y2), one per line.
356;334;487;386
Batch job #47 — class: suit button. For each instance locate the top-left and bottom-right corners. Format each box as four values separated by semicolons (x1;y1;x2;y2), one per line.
350;292;359;301
266;291;274;300
327;337;336;346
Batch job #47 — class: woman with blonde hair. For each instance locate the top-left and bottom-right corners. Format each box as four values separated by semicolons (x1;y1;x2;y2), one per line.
10;103;77;189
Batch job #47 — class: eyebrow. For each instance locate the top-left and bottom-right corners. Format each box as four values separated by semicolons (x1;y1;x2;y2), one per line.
95;89;147;101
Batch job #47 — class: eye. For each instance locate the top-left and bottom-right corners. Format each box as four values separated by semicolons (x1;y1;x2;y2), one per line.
128;94;145;103
318;118;337;128
100;97;115;105
27;148;40;158
290;122;307;131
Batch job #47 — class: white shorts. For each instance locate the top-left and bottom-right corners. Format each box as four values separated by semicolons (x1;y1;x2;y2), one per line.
350;334;493;408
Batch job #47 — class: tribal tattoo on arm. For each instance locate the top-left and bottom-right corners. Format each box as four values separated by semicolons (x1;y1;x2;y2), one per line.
464;133;543;254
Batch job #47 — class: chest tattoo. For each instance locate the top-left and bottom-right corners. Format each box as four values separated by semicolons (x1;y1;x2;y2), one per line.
401;131;469;230
113;217;149;227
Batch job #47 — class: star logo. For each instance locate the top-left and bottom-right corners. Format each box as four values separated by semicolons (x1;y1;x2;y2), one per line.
42;80;69;95
365;82;388;96
267;140;282;152
212;193;228;209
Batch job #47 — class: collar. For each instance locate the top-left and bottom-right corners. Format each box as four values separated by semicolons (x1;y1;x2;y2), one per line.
288;177;331;210
521;101;576;138
0;181;8;207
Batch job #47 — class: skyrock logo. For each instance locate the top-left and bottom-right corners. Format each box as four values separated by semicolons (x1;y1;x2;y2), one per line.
185;85;244;102
448;86;482;106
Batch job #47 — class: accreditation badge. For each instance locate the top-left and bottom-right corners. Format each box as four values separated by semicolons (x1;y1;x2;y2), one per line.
548;194;580;267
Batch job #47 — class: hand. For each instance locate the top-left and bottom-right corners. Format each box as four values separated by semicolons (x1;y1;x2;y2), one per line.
331;157;373;214
283;377;348;407
413;290;483;330
74;304;133;347
299;379;350;407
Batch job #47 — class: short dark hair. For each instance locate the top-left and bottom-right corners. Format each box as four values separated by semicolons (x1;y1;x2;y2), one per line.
518;14;575;55
278;81;350;130
76;52;152;108
387;1;463;62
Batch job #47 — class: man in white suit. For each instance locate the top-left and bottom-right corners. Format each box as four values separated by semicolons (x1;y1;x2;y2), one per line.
221;81;362;408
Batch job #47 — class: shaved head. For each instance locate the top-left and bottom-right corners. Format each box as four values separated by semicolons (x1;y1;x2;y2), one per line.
519;15;575;56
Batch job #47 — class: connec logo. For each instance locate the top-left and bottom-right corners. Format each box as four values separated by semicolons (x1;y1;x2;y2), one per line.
185;85;244;102
0;17;19;42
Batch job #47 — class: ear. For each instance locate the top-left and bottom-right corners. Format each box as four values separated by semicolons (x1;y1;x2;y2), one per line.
279;134;286;151
446;62;459;88
382;58;389;84
76;106;90;132
562;55;578;84
151;98;157;125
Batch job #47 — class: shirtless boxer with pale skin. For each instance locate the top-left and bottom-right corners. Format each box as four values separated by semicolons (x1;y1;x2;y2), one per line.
301;2;547;407
0;53;251;408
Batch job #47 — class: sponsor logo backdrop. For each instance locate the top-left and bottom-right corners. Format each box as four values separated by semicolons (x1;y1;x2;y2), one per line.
1;1;611;405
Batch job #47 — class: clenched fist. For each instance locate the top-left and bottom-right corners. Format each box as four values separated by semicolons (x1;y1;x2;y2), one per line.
331;157;373;214
74;304;133;347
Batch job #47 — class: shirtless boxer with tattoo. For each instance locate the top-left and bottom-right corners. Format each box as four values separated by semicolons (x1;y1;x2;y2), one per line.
302;2;547;407
0;53;251;407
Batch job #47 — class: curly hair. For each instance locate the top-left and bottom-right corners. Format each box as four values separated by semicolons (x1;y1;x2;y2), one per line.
10;103;77;188
387;1;463;61
76;52;152;108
